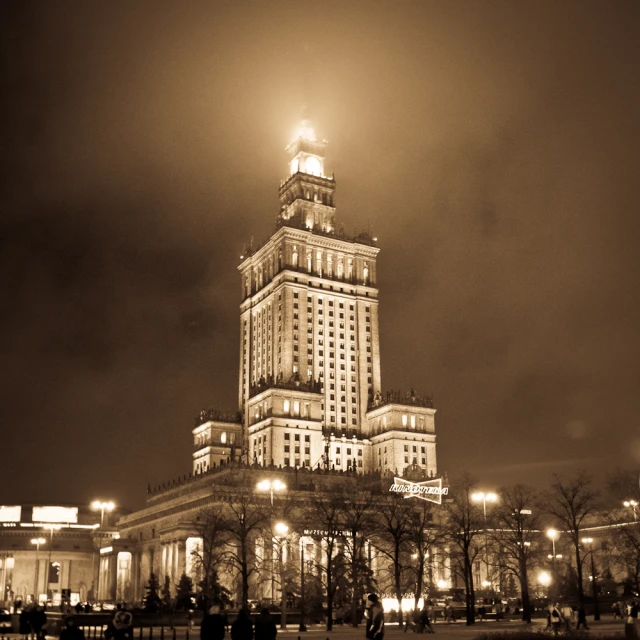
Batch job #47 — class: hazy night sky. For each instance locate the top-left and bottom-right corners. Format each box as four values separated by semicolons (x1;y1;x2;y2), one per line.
1;1;639;509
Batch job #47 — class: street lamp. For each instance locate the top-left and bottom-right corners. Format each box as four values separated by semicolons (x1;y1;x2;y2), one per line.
30;538;46;603
582;537;600;621
44;525;62;601
472;491;497;589
299;536;307;632
91;500;115;601
257;479;287;506
471;492;498;519
274;522;289;629
91;500;115;527
624;500;638;521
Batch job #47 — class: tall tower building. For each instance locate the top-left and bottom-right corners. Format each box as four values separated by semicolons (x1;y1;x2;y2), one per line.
194;121;436;477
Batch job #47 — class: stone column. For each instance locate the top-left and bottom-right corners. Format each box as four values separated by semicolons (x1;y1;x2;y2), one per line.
60;559;71;590
176;540;186;579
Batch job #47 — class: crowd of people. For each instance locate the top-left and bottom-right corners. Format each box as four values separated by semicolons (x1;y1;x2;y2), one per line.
18;604;48;640
199;604;277;640
198;593;385;640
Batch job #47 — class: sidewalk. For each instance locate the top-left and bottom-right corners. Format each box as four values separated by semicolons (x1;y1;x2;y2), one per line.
1;617;628;640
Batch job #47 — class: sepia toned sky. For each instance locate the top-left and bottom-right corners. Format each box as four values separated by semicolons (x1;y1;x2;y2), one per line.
1;1;639;509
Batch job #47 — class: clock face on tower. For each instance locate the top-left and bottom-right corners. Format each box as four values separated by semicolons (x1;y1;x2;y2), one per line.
305;156;321;176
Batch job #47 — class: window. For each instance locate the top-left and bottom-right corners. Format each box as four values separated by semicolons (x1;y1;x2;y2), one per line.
402;414;408;427
411;415;416;428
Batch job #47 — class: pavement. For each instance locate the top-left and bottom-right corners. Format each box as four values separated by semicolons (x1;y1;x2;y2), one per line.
0;617;630;640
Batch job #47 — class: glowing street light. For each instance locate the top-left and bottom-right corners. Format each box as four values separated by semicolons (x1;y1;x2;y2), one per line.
472;491;497;589
91;500;115;528
43;525;61;599
257;479;287;505
624;500;638;521
582;537;600;621
31;537;46;601
471;492;498;518
538;571;552;590
91;500;115;600
546;528;560;588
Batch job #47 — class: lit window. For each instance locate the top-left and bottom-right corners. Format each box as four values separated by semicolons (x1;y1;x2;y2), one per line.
284;399;290;413
411;415;416;428
402;415;408;427
221;432;227;444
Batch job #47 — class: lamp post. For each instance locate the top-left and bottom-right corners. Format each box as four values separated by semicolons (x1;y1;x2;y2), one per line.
44;525;62;601
624;500;638;521
299;537;307;632
91;500;115;601
546;528;560;595
471;491;497;589
257;479;287;506
91;500;115;528
30;538;46;603
582;537;600;621
274;522;289;629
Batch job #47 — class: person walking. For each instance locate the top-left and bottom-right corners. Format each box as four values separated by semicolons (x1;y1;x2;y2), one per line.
201;604;227;640
254;608;276;640
366;594;384;640
550;603;563;636
30;605;47;640
19;605;32;640
231;608;253;640
420;606;434;634
562;604;574;631
576;605;589;630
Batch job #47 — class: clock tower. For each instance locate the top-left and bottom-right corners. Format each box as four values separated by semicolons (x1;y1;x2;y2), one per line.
279;121;336;233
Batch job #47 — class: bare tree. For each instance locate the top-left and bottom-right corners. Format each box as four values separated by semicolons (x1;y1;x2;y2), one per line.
338;489;376;627
542;472;600;606
192;502;231;609
488;484;540;622
220;490;271;608
309;491;349;631
370;494;412;626
405;499;442;612
442;472;484;626
605;470;640;593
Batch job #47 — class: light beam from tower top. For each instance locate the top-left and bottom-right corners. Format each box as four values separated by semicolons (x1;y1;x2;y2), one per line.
293;119;317;143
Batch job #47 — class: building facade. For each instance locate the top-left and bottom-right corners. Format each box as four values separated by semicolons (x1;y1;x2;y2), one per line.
110;122;444;605
108;123;640;610
0;504;121;609
193;121;436;477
